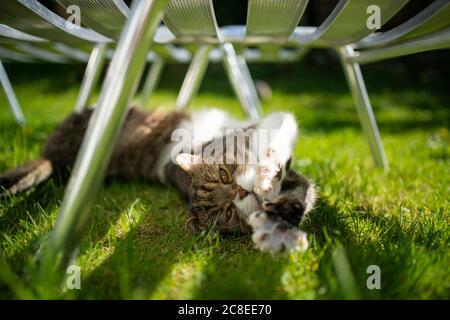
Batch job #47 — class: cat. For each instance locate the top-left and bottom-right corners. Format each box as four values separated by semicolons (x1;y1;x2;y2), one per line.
0;107;317;253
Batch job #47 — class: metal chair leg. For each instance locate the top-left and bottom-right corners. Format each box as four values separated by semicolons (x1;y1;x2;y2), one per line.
222;43;262;121
74;43;108;113
141;55;165;107
40;0;169;280
338;46;389;170
0;59;25;125
237;54;261;113
176;45;211;110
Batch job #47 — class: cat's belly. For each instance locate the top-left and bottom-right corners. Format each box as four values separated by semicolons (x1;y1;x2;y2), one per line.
108;108;189;181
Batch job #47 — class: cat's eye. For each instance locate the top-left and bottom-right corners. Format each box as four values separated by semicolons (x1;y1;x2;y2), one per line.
219;167;231;184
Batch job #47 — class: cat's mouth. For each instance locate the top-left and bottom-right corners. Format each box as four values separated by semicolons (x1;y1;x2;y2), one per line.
238;186;263;205
238;186;249;200
237;185;259;201
234;182;271;205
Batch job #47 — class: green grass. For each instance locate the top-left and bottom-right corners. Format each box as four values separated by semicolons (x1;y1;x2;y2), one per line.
0;60;448;299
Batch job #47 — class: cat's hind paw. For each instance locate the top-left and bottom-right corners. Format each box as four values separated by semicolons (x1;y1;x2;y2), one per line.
248;211;308;253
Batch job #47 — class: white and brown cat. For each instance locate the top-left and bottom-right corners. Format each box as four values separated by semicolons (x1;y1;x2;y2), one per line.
0;107;316;253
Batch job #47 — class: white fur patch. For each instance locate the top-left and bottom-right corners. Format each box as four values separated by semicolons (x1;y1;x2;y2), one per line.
253;112;298;201
256;112;298;164
233;165;261;219
235;165;257;191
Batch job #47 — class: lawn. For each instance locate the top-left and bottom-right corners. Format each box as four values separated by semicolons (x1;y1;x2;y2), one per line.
0;58;448;299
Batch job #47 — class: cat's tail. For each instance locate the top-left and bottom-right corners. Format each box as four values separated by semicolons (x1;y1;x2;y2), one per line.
0;159;53;197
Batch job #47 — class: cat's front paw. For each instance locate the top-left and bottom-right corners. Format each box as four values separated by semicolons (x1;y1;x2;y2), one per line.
248;211;308;253
262;195;305;226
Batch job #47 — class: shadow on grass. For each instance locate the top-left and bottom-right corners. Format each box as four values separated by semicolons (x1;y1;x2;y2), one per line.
306;196;448;299
0;182;64;299
190;238;289;299
0;180;125;299
76;207;191;299
77;200;289;299
1;180;447;299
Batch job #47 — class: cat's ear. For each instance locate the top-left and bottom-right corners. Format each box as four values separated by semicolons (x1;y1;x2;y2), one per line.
176;153;202;173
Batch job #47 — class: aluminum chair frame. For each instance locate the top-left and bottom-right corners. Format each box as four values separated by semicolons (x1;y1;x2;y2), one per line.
332;1;450;168
0;0;447;289
1;1;179;122
163;0;262;120
0;1;112;124
12;42;72;63
40;0;169;281
246;0;308;39
0;0;192;124
54;1;128;111
161;0;417;169
0;23;75;124
357;0;450;49
0;41;84;124
0;46;36;63
73;43;109;113
0;27;55;124
56;0;130;40
338;46;388;168
349;28;450;65
0;23;89;63
54;0;189;109
172;0;449;170
141;55;165;106
0;0;110;45
0;59;25;125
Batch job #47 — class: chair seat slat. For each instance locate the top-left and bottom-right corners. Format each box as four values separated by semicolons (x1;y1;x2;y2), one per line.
0;23;47;42
163;0;220;42
0;45;36;62
298;0;410;47
246;0;309;38
357;0;450;48
56;0;130;40
0;0;110;45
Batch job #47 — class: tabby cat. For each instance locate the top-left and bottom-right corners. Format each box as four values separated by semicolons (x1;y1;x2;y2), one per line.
0;107;316;253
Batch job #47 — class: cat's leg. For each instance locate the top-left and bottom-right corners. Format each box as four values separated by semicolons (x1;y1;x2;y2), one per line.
267;169;317;222
253;112;298;201
248;170;317;253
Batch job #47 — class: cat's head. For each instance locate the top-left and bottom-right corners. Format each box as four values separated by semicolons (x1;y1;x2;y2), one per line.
175;153;260;234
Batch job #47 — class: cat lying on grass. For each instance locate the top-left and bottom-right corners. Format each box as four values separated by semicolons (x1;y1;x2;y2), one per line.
0;107;316;253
